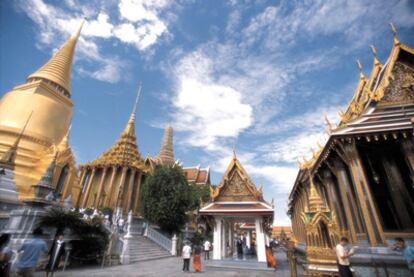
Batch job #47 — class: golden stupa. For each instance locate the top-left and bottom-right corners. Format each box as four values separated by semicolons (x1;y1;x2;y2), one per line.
0;21;84;201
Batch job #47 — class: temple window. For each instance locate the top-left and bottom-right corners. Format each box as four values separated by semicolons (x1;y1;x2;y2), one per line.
55;164;69;198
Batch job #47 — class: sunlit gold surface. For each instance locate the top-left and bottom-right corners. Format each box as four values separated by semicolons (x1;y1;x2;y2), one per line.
0;22;83;200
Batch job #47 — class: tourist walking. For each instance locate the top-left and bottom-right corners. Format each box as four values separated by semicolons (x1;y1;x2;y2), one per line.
0;233;12;277
335;237;354;277
392;237;414;275
182;241;191;272
265;245;277;270
45;233;66;277
193;244;202;273
16;228;48;277
203;240;211;260
117;218;125;234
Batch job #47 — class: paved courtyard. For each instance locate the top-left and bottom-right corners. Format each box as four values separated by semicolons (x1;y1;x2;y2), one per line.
33;249;291;277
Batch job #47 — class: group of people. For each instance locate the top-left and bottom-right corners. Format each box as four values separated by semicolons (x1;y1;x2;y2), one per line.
0;228;66;277
182;240;212;273
335;236;414;277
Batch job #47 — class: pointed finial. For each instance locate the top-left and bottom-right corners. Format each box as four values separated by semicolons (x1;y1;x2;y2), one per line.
233;139;237;160
390;22;400;45
129;82;142;123
324;113;333;134
370;45;381;65
357;60;365;79
317;141;323;151
339;108;345;117
370;45;377;57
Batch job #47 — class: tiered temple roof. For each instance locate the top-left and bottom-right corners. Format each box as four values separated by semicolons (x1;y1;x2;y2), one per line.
291;24;414;211
200;154;273;216
82;87;148;172
183;165;210;185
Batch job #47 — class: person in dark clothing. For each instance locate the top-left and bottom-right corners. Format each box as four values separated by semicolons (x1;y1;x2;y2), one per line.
45;234;66;277
237;238;243;257
0;234;12;277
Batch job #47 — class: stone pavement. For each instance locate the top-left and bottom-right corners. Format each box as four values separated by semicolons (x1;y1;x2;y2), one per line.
33;248;293;277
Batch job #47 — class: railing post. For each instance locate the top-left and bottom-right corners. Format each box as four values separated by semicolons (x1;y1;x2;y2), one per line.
171;234;177;255
120;211;133;265
125;210;133;239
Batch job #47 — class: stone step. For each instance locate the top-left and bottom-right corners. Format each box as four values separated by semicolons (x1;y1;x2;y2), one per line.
128;249;168;255
129;254;172;263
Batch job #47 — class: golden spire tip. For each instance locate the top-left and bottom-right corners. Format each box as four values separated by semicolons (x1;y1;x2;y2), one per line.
390;22;400;45
370;45;377;57
129;82;142;123
72;18;86;40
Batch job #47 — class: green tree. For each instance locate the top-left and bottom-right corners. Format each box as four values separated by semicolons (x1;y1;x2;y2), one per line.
38;207;109;264
140;165;195;234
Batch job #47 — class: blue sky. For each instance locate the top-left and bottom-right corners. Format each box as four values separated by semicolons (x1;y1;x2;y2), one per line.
1;0;414;225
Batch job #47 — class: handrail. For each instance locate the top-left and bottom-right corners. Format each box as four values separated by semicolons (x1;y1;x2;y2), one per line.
146;225;172;253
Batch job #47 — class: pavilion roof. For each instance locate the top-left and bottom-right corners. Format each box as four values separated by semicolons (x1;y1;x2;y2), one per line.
199;201;273;216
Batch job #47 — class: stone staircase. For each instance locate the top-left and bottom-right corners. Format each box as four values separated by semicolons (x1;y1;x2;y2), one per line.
123;235;172;263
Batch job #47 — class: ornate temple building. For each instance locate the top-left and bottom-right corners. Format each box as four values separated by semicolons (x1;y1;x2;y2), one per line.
183;166;210;186
0;22;83;203
199;154;273;262
288;26;414;275
144;126;211;186
76;90;150;215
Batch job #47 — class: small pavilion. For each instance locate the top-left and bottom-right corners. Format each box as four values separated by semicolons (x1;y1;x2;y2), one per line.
199;154;273;262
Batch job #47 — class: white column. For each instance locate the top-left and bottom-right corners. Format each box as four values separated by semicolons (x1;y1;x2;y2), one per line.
221;220;227;258
255;217;266;262
246;231;251;249
213;217;222;260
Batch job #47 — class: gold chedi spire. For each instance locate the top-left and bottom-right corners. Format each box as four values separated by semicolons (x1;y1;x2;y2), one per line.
155;126;175;165
85;85;145;169
124;82;142;136
308;174;324;212
0;112;32;168
28;19;85;95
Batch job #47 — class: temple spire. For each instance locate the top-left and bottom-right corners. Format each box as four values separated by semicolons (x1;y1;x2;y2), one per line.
124;83;142;135
0;111;33;168
308;174;324;212
155;126;175;165
28;19;85;95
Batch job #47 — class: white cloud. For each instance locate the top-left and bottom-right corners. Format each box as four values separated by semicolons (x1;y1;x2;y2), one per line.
258;105;343;163
115;0;170;50
245;164;298;194
18;0;172;83
118;0;169;22
83;13;113;38
113;20;167;50
171;51;253;148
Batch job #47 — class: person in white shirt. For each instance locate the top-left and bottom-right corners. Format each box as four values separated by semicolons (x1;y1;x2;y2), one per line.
335;237;354;277
203;240;211;260
182;242;192;272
